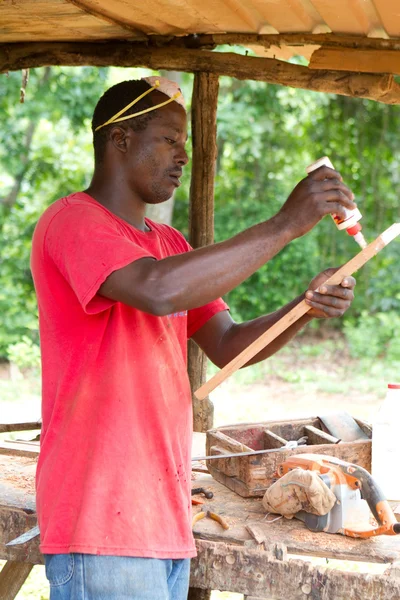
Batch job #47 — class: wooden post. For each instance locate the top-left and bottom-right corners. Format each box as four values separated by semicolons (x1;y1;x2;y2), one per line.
187;70;219;600
0;562;33;600
188;71;219;434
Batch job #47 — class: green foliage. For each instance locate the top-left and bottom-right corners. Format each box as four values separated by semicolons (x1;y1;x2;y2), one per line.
7;336;41;371
344;311;400;359
175;77;400;327
0;66;109;356
1;67;400;359
387;337;400;362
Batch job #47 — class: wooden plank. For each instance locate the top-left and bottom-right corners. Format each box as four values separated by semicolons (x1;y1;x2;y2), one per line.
188;71;219;434
0;531;42;565
0;423;41;434
304;425;339;445
196;223;400;400
191;540;400;599
0;0;132;43
372;0;400;38
2;43;400;104
0;504;42;564
4;20;400;52
309;48;400;75
183;33;400;52
0;562;33;600
0;441;39;458
66;0;148;36
264;430;288;448
0;462;41;564
0;457;42;565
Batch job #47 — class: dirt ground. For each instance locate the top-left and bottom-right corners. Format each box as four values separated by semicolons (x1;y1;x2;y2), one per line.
211;362;383;429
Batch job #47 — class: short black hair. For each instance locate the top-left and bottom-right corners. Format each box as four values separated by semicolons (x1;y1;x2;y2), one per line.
92;79;158;163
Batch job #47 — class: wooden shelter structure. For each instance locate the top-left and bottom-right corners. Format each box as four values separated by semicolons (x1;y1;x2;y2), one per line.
4;0;400;431
1;1;400;598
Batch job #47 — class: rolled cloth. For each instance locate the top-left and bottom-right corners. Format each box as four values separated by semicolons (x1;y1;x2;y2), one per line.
142;76;186;109
262;468;337;519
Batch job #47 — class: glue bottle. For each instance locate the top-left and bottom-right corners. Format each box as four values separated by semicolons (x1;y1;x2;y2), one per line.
372;383;400;502
306;157;367;249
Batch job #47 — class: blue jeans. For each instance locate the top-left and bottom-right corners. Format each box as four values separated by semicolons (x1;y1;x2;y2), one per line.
44;554;191;600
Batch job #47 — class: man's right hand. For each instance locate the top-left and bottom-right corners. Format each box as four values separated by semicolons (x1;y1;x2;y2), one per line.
278;165;356;239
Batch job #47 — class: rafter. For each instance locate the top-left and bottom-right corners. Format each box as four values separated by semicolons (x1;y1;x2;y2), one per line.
65;0;148;38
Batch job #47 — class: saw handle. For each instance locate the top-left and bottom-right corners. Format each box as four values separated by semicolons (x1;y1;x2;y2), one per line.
338;463;400;538
278;454;400;538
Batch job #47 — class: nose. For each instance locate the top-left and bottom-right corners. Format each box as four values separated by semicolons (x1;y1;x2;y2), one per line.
175;144;189;167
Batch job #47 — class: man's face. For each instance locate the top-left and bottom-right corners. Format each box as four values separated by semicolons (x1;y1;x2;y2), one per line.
125;97;188;205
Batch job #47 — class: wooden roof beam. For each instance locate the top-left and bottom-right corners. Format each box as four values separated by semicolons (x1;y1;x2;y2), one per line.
309;47;400;75
1;43;400;104
150;32;400;52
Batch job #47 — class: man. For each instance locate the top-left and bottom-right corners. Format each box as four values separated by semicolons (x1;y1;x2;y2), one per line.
31;77;356;600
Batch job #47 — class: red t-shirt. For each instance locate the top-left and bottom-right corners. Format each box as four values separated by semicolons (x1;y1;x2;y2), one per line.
30;192;228;558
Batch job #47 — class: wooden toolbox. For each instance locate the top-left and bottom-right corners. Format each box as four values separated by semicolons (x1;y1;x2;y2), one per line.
206;417;372;497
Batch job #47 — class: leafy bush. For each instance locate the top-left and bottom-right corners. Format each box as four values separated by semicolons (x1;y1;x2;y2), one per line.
387;337;400;362
7;336;41;372
344;311;400;359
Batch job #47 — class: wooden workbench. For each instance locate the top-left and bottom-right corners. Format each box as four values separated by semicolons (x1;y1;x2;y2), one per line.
1;454;400;600
191;474;400;599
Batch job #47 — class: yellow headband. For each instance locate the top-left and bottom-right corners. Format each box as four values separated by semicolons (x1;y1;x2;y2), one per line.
94;80;182;132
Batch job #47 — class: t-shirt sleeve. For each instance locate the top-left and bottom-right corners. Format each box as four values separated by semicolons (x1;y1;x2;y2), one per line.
44;204;156;314
187;298;229;339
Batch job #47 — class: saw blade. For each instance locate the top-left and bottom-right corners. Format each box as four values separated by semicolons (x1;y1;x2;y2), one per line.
6;524;40;546
192;444;305;462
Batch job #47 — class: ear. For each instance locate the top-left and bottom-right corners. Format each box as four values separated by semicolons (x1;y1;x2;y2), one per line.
109;126;130;153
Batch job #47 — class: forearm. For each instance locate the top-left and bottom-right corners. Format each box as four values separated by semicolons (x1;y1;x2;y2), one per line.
100;167;357;316
217;295;313;367
112;212;295;315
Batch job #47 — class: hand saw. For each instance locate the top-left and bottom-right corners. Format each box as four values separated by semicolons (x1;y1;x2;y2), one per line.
192;440;306;462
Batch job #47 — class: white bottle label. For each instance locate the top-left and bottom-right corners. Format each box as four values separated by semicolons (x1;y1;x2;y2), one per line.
306;156;362;231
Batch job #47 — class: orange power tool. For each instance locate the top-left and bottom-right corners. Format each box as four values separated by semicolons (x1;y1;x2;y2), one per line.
276;453;400;538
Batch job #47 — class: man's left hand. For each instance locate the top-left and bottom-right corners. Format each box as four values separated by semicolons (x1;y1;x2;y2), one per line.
304;268;356;319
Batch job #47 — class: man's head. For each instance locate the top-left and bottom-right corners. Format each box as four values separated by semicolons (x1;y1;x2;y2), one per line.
91;79;188;205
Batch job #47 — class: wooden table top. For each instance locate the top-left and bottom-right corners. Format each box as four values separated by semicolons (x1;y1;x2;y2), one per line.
192;474;400;564
1;454;399;566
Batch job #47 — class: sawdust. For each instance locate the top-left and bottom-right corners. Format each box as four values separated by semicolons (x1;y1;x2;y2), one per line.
0;455;37;495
